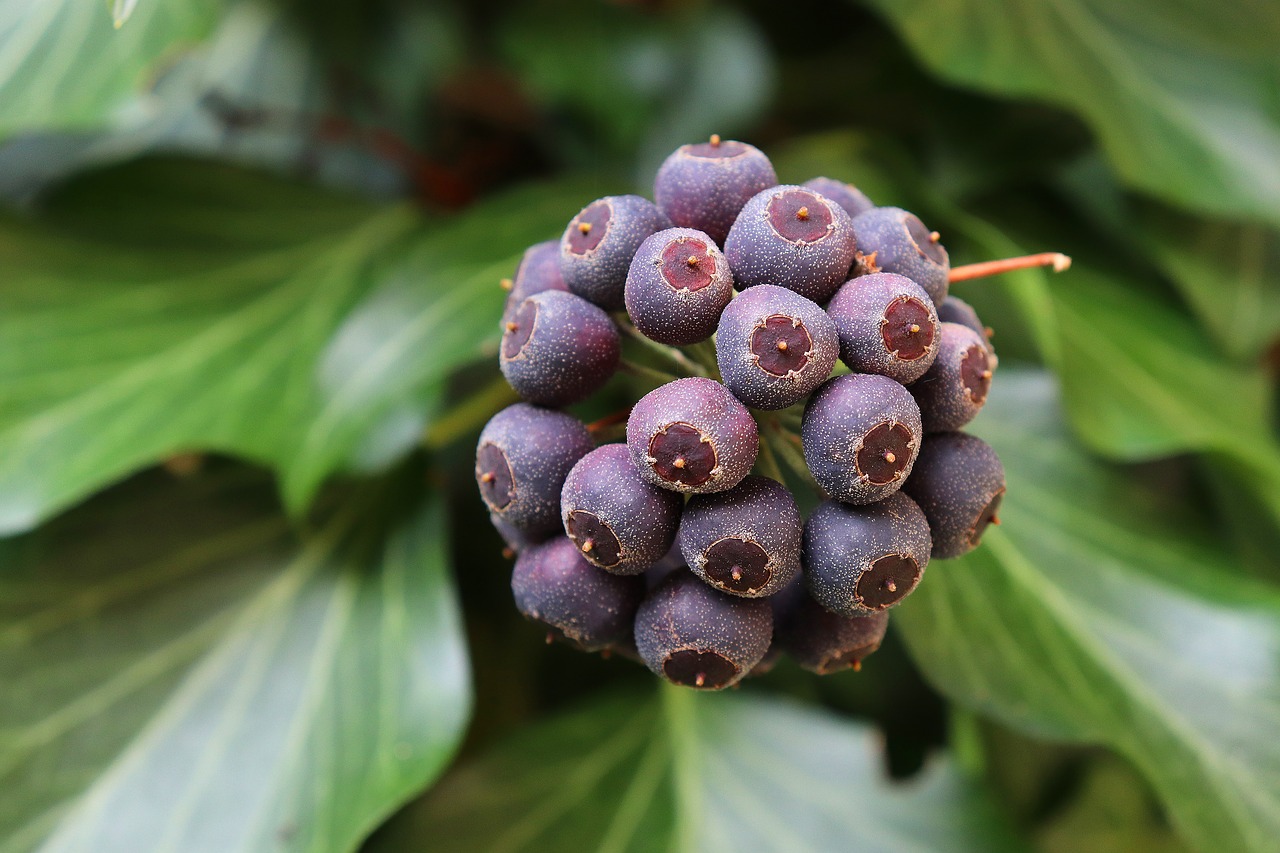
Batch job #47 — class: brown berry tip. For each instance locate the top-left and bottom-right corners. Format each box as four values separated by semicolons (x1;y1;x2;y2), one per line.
500;278;513;291
505;321;518;332
709;134;721;146
796;206;810;221
578;222;592;235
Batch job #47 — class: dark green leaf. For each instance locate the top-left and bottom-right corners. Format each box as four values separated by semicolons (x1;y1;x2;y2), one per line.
0;0;221;140
1138;210;1280;364
0;159;595;532
896;370;1280;853
0;465;469;853
499;2;773;179
864;0;1280;225
376;688;1023;853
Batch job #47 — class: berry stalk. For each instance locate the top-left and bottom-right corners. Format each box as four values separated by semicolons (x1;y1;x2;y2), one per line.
948;252;1072;282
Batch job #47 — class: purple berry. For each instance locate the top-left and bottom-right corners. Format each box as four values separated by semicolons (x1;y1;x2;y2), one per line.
560;444;683;576
826;272;940;384
477;403;594;537
851;206;951;305
802;177;874;219
910;322;995;432
500;290;620;407
802;493;932;617
938;295;996;355
775;587;889;675
559;195;671;311
624;227;734;345
724;185;858;303
904;432;1006;559
802;374;922;504
653;137;777;246
512;537;645;651
679;475;802;597
634;570;772;690
502;240;568;324
627;377;759;494
715;285;839;410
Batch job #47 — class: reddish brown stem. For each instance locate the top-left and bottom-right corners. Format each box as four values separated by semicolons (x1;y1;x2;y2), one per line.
949;252;1072;283
588;409;632;433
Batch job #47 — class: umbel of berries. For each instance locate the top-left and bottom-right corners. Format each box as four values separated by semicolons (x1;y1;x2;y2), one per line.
477;134;1067;688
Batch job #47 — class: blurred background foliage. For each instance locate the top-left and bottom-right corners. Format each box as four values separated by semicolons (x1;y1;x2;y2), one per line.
0;1;1278;851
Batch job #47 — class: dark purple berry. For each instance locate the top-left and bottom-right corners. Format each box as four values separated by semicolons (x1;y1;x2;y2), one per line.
851;207;950;304
776;589;889;674
802;493;931;616
653;137;777;246
802;177;874;219
627;377;759;494
502;240;568;324
625;228;734;345
634;570;772;690
938;296;996;355
559;195;671;311
724;185;858;303
679;475;802;597
802;374;922;504
512;537;645;651
477;403;594;537
827;272;940;384
910;322;995;432
904;432;1006;559
500;290;620;407
560;444;683;576
715;285;839;410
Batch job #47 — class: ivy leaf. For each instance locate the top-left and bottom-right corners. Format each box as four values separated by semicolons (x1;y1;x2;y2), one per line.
895;371;1280;853
0;159;595;533
864;0;1280;226
374;689;1024;852
0;465;469;853
0;0;221;139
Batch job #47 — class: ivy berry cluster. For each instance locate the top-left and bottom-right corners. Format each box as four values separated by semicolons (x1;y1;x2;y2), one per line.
477;136;1067;690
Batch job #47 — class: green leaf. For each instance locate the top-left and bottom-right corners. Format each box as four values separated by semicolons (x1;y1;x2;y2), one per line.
0;159;594;533
376;688;1023;852
1057;156;1280;364
1138;210;1280;364
0;465;470;853
499;2;773;181
1046;264;1280;524
863;0;1280;225
0;0;221;140
895;370;1280;853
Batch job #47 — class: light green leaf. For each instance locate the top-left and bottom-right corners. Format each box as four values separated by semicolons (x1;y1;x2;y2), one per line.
0;466;469;853
375;688;1023;853
0;159;594;533
895;370;1280;853
0;0;221;139
864;0;1280;225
